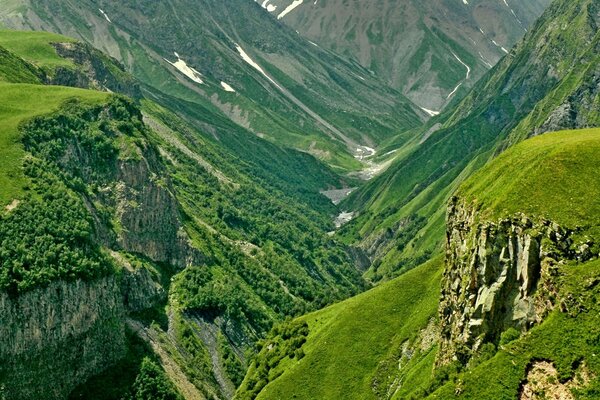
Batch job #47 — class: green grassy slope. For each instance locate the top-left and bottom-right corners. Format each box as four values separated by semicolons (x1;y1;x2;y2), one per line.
0;29;75;68
242;126;600;399
0;82;106;206
459;128;600;230
340;0;600;281
237;256;443;400
423;128;600;398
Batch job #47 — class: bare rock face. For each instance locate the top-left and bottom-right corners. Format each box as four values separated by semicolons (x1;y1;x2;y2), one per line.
436;197;586;366
0;277;126;400
113;141;201;269
50;42;142;99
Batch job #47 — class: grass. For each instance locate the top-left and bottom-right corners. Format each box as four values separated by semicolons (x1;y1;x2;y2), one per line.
0;82;107;206
238;256;443;400
0;46;40;83
0;29;75;68
458;128;600;230
430;258;600;399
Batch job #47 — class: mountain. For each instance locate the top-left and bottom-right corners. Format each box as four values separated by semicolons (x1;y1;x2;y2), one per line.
340;0;600;282
261;0;551;111
0;0;425;172
0;30;372;399
1;0;599;399
238;127;600;399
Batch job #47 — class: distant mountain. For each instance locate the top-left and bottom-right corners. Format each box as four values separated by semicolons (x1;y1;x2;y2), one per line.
341;0;600;281
0;0;424;171
262;0;551;111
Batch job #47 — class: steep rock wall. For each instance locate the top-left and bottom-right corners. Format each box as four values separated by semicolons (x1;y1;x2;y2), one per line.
0;277;126;400
436;196;586;366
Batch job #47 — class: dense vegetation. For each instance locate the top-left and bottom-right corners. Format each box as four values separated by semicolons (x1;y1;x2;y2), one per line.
0;161;112;293
340;0;600;282
237;257;443;399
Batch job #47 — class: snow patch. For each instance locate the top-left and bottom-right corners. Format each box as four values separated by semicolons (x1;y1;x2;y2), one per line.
220;81;235;92
278;0;303;19
164;54;203;84
447;83;463;99
235;44;282;90
255;0;278;12
354;146;376;161
420;107;440;117
452;52;471;79
99;9;111;23
478;52;493;68
462;0;468;4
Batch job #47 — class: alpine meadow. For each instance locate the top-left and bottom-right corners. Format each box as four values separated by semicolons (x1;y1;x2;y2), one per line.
0;0;598;399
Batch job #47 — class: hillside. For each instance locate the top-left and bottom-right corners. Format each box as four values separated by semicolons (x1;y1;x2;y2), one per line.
237;256;444;400
264;0;550;111
239;127;600;399
0;0;425;172
340;0;600;282
0;0;599;399
0;31;373;399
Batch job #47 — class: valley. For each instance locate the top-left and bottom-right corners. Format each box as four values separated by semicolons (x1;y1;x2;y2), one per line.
0;0;598;399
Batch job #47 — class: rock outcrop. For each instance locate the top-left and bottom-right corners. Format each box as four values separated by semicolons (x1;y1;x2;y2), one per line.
0;277;126;400
437;196;590;366
49;42;142;99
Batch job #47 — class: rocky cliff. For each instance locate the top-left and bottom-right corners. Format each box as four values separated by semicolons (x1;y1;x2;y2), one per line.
437;196;592;366
49;42;142;99
0;97;201;399
0;277;126;400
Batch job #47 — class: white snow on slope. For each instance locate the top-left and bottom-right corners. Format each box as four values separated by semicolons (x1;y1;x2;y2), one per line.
334;211;355;228
235;44;282;90
278;0;303;19
491;39;509;54
99;9;111;23
355;146;376;161
221;82;236;92
447;83;463;99
254;0;277;12
164;53;203;84
478;52;493;68
420;107;440;117
452;52;471;79
462;0;468;4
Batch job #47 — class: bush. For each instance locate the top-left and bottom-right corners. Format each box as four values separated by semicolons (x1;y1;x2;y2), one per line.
499;328;521;347
128;358;183;400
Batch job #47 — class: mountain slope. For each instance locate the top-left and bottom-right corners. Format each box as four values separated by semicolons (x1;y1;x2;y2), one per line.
236;256;444;400
239;127;600;399
0;0;425;171
263;0;551;111
341;0;600;282
0;31;373;399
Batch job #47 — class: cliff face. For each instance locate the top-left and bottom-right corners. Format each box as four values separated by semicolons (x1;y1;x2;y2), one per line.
0;277;126;400
49;42;142;99
113;144;201;269
437;197;591;366
0;98;200;399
